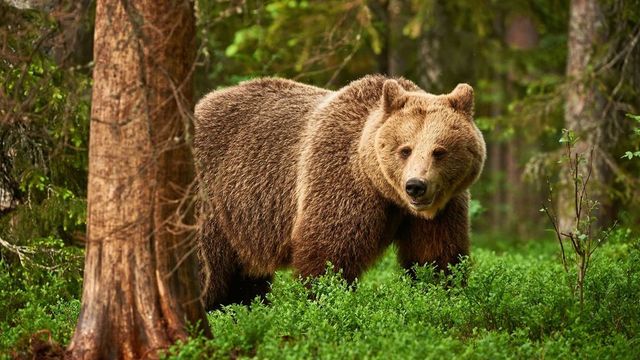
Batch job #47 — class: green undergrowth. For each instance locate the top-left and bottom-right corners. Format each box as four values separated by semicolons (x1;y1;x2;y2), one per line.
1;232;639;359
0;236;83;359
164;231;640;359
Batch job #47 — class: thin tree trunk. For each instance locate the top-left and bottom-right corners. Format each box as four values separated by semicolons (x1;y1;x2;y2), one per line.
387;0;409;77
504;14;539;236
488;117;505;233
559;0;611;232
416;1;442;93
504;140;519;230
67;0;209;358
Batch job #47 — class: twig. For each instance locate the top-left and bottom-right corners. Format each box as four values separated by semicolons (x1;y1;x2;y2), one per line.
541;201;568;272
0;236;35;266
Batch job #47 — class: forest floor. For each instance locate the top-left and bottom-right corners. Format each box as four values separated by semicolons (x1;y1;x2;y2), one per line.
2;232;640;359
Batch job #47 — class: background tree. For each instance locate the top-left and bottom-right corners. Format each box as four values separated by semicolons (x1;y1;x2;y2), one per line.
558;0;607;232
558;0;640;231
67;0;209;358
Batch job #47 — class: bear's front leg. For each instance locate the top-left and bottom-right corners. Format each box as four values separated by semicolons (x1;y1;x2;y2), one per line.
291;202;390;284
291;227;380;283
395;191;470;277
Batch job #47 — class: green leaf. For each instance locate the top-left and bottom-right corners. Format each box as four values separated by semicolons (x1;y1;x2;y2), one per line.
225;44;239;57
625;113;640;122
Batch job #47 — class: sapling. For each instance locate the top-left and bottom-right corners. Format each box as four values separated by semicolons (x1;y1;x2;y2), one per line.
541;129;616;309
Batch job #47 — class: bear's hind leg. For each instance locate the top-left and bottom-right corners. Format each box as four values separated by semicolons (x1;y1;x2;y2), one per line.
199;218;274;309
225;272;273;306
199;218;238;310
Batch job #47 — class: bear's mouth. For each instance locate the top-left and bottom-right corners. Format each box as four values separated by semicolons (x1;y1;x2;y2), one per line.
409;192;438;210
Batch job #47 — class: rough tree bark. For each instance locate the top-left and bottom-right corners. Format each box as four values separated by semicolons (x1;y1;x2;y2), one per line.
559;0;612;231
67;0;209;358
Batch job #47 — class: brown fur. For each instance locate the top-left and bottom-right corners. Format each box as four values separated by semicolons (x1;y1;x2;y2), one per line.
194;75;486;309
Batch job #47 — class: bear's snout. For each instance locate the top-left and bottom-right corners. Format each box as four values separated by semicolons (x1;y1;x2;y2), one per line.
405;178;428;199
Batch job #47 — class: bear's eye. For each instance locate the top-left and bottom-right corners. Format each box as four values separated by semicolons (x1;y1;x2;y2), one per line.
432;147;447;159
399;146;412;159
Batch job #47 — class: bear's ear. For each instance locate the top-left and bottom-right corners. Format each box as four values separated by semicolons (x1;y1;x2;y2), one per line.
447;83;474;116
382;79;407;113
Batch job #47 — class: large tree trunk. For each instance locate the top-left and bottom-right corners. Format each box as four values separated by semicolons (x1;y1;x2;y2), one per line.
559;0;612;231
67;0;209;358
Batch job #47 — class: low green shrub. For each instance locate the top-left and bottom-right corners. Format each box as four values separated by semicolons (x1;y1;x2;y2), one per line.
0;236;82;358
163;237;640;359
1;233;638;359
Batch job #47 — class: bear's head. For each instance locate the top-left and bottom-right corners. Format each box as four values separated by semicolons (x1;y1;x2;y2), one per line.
360;80;486;219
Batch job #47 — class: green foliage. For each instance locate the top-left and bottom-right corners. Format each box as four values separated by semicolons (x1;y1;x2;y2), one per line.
469;198;485;220
0;237;82;357
0;5;87;357
162;238;640;359
195;0;379;90
0;4;90;246
622;114;640;160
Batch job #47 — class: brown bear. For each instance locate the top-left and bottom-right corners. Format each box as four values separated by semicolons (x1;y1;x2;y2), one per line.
194;75;486;309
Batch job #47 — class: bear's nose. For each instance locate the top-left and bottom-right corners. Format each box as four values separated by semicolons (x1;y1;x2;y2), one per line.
405;178;427;198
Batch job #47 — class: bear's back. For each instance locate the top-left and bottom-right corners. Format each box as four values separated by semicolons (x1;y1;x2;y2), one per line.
194;78;330;272
194;78;330;178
